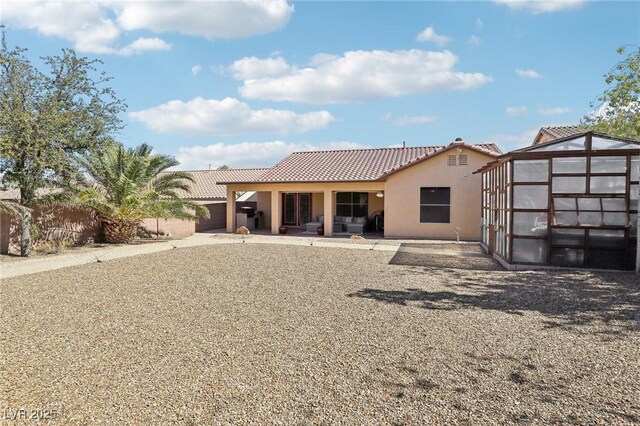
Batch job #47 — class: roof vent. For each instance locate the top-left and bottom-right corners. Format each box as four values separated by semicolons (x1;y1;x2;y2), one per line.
453;137;464;145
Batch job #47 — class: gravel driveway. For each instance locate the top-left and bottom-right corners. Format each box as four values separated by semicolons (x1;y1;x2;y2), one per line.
1;244;639;424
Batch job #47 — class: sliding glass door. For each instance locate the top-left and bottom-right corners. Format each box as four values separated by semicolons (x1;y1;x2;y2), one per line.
282;193;312;226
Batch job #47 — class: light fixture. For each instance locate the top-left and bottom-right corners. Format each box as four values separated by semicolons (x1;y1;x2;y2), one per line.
376;191;384;198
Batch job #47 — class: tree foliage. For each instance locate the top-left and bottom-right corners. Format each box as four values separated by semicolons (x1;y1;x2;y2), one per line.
74;142;209;243
582;46;640;140
0;30;125;255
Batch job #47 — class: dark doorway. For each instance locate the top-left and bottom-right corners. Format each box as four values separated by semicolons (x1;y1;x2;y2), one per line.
282;193;312;226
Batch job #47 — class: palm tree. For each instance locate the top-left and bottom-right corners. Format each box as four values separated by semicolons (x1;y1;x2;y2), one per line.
0;199;30;217
75;142;209;243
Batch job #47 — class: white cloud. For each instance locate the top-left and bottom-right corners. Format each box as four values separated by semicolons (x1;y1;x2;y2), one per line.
494;0;588;13
1;0;293;55
415;26;451;46
234;50;492;104
129;97;334;136
174;140;368;170
116;0;293;39
537;107;572;115
505;106;528;117
475;18;484;30
1;1;121;54
229;56;292;79
516;68;543;79
468;35;481;45
191;65;203;76
116;37;172;56
385;113;438;126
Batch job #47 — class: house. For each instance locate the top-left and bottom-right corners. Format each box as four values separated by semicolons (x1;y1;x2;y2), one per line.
476;130;639;270
220;140;502;240
532;125;583;145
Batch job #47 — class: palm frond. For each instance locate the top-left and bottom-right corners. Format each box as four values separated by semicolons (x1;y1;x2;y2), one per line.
74;141;208;224
0;200;31;217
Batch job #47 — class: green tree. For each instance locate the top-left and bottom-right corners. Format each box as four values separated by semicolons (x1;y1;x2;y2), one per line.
218;164;230;170
0;30;125;256
582;46;640;139
74;142;209;244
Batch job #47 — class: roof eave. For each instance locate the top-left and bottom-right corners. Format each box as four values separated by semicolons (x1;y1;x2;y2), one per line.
379;143;500;180
220;178;384;185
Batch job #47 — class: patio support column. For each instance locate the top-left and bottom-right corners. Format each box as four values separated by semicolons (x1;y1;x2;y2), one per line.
271;190;281;234
324;188;333;236
226;188;236;232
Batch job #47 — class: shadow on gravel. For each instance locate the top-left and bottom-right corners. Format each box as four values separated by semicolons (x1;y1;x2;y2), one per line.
348;269;640;334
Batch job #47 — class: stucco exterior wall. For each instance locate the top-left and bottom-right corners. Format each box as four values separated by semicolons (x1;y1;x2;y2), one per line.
384;147;493;240
195;201;226;231
256;192;272;230
2;206;100;254
368;192;384;215
141;217;195;238
311;193;324;219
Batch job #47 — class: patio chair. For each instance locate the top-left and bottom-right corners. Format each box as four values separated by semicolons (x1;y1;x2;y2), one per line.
346;217;366;234
305;215;324;233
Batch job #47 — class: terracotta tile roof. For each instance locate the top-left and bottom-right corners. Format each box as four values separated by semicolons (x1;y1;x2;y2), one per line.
535;126;583;145
164;168;267;199
242;143;501;183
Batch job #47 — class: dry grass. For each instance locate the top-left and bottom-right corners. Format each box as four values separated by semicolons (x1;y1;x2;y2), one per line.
1;244;639;424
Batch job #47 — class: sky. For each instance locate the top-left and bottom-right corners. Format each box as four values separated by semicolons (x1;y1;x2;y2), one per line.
1;0;639;170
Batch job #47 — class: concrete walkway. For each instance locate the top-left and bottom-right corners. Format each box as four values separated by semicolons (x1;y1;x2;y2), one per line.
0;233;403;279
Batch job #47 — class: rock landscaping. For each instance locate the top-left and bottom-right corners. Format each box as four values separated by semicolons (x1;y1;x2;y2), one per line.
1;243;638;424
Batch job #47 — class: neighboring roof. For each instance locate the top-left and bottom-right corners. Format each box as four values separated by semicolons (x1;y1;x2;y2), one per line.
0;188;19;201
172;168;267;199
514;130;640;153
0;169;267;202
533;125;583;145
0;188;56;201
221;142;501;184
475;130;640;174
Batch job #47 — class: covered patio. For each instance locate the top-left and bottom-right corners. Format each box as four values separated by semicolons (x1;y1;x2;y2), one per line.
225;183;385;237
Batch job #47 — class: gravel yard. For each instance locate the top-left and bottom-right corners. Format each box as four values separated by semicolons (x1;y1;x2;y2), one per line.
1;243;639;424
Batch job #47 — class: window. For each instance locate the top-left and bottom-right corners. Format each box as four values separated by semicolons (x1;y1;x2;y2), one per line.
458;154;468;166
420;187;450;223
552;196;629;227
336;192;368;217
448;155;456;166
